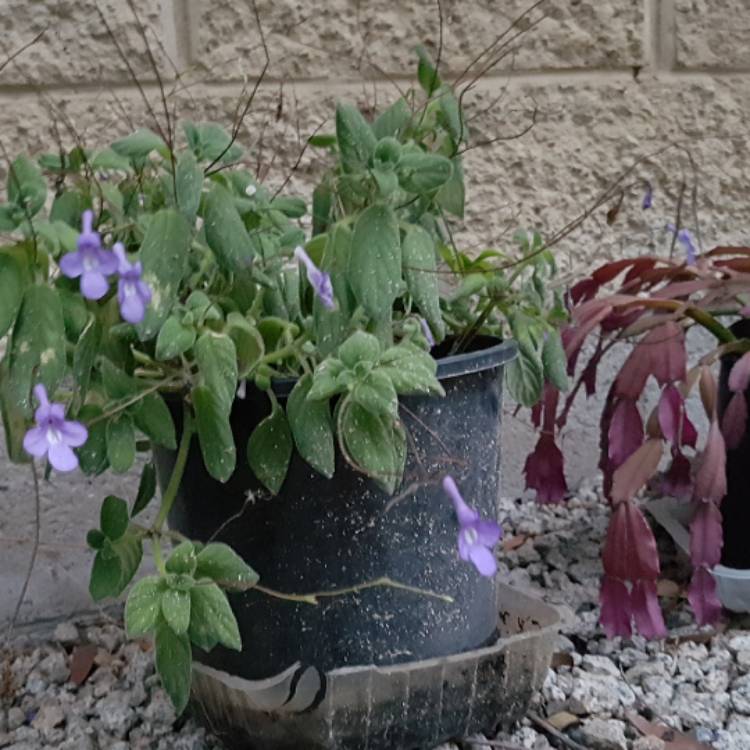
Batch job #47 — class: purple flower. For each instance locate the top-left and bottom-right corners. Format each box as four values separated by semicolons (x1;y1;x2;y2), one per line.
113;243;152;324
642;182;653;210
420;317;435;348
668;224;697;266
294;245;335;310
442;475;501;577
59;210;118;300
23;384;87;472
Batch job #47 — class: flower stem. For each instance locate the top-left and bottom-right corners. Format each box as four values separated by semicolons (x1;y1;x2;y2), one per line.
152;537;167;576
153;402;194;532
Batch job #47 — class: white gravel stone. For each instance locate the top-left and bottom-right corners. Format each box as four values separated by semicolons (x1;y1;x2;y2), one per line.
52;622;79;645
577;717;627;750
632;736;666;750
673;685;730;729
567;670;636;715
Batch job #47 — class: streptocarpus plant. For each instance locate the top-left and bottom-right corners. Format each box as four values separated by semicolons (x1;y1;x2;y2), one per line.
1;49;565;711
524;235;750;637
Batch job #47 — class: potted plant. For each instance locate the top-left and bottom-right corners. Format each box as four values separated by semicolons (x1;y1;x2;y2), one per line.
523;216;750;636
1;51;564;748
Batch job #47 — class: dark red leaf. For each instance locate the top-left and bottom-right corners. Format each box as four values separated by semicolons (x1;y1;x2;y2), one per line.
690;500;723;568
631;579;667;639
662;450;692;498
599;575;632;638
622;258;658;286
600;308;642;332
569;277;598;306
530;401;542;429
650;321;686;386
524;433;567;504
608;399;644;468
693;420;727;503
615;344;652;399
682;412;698;448
729;352;750;393
70;644;98;686
721;391;747;449
592;258;645;286
611;439;664;504
688;566;722;626
604;500;661;580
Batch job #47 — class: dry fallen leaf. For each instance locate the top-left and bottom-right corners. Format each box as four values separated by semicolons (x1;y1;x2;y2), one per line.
69;644;98;686
502;535;529;552
627;712;712;750
550;651;575;668
546;711;579;732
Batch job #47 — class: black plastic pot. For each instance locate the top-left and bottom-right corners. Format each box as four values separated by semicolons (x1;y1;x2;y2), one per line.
719;320;750;569
154;336;553;749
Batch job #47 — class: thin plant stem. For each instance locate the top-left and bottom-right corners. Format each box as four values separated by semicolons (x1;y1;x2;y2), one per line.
153;403;194;531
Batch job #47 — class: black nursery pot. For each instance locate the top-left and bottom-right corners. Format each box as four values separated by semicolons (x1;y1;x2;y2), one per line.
719;319;750;569
153;336;561;749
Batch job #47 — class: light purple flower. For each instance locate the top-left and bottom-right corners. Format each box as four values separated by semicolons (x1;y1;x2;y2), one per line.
114;243;152;324
23;384;87;472
294;245;335;310
59;210;118;300
442;475;502;577
642;182;653;210
668;224;697;266
420;317;435;348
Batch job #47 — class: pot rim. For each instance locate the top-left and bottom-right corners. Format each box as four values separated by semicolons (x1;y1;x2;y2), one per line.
267;336;517;397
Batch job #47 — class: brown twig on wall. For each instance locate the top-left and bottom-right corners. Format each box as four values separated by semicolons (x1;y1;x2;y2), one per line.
0;29;46;76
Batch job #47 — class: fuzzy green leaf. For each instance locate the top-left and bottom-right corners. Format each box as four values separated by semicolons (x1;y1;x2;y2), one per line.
0;253;24;339
402;225;445;340
398;152;453;194
195;543;259;587
203;184;255;274
165;541;198;577
175;150;203;223
505;339;544;408
189;582;242;652
154;618;192;714
161;588;191;636
194;331;238;414
192;385;236;482
133;393;177;449
111;129;167;160
125;576;163;636
247;398;292;494
287;374;335;478
8;155;47;216
542;329;570;391
106;414;136;474
155;316;196;361
100;495;129;541
335;102;377;172
131;462;157;517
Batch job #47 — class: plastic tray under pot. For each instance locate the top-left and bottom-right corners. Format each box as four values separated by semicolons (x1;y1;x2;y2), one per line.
647;497;750;613
189;584;560;750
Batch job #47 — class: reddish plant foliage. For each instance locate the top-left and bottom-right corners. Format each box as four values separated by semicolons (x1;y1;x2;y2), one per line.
526;247;750;635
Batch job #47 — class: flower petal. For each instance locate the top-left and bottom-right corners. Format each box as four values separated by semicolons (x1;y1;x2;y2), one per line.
476;519;501;547
23;426;49;458
60;419;88;448
457;530;471;562
120;292;145;324
442;475;479;526
468;544;497;577
47;442;79;472
59;251;84;278
80;270;110;300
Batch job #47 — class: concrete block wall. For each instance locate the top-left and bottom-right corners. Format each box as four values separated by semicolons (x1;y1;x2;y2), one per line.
1;0;749;624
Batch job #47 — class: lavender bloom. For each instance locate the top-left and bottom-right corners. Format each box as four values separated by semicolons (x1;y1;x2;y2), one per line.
113;243;152;324
23;384;87;472
59;210;118;300
668;224;697;266
420;318;435;348
294;245;335;310
442;475;502;577
642;182;653;210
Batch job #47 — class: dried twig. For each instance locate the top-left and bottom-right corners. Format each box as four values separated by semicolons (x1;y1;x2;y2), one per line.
0;29;46;76
528;711;589;750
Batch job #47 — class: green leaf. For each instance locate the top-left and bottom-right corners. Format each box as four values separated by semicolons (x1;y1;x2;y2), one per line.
312;183;332;236
398;152;453;193
373;98;411;140
0;360;26;461
542;330;569;391
131;462;157;517
192;385;236;482
352;369;398;418
189;583;242;652
9;285;66;411
308;133;337;148
348;204;402;321
436;155;465;218
194;332;238;414
505;339;544;408
86;529;105;550
125;576;163;636
379;343;444;396
270;196;306;218
155;316;196;361
338;330;381;368
225;313;264;379
7;155;47;216
49;191;84;227
339;399;405;494
437;85;463;143
402;225;445;340
111;129;167;160
0;204;19;230
114;532;144;594
136;209;192;340
307;358;347;401
106;414;136;474
416;44;442;96
335;102;377;172
89;547;123;602
184;122;242;164
175;150;203;223
203;184;254;274
161;588;191;636
195;543;259;587
166;541;197;576
101;495;129;541
247;397;292;494
133;394;177;449
90;148;132;172
76;405;109;476
0;253;24;338
72;317;100;404
287;374;335;478
154;618;192;714
100;358;141;400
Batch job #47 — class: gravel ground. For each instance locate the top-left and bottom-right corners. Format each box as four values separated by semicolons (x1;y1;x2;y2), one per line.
2;481;750;749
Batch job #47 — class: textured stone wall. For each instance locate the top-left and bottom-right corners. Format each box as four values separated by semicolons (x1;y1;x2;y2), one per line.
2;0;749;624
